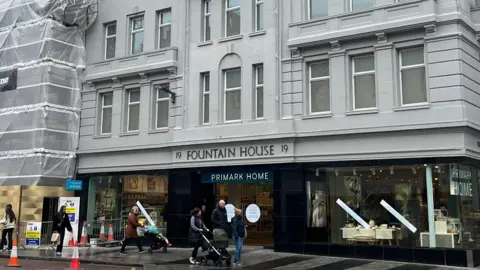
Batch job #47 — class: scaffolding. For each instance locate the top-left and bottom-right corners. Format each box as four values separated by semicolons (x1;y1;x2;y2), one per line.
0;0;97;186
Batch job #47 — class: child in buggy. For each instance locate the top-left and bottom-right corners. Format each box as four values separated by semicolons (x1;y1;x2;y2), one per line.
143;225;171;253
197;229;232;267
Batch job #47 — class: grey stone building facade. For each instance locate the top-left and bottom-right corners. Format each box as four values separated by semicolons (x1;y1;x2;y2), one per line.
78;0;480;266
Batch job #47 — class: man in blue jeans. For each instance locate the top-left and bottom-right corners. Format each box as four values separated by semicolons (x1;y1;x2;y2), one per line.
231;208;245;266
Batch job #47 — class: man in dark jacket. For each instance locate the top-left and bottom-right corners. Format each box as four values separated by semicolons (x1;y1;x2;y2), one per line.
52;206;73;256
211;200;229;231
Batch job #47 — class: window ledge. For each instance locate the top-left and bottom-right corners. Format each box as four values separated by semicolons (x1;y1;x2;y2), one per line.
219;120;243;125
393;103;431;112
218;34;243;43
119;131;140;137
345;108;379;116
93;134;112;139
302;112;333;119
148;128;169;134
249;30;266;37
197;41;213;47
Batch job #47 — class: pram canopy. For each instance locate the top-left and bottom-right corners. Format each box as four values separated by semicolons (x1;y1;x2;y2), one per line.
145;225;161;235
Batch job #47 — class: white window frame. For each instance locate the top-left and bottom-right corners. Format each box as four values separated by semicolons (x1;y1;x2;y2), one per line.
155;87;170;129
104;23;116;59
224;69;242;122
130;16;144;54
158;10;172;49
309;61;330;114
399;48;427;106
225;0;241;37
352;55;376;110
350;0;373;11
100;93;113;135
202;73;210;124
308;0;328;19
255;0;264;32
255;65;264;119
203;0;211;41
127;90;140;132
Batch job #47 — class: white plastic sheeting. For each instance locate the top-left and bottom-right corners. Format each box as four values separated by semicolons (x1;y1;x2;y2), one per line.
0;0;96;186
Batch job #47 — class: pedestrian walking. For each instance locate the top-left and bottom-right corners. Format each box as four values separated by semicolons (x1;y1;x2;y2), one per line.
211;200;229;233
188;207;209;264
231;208;246;265
0;204;16;252
119;206;146;255
52;205;72;256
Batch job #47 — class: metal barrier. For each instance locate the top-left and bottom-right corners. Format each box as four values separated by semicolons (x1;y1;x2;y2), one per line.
85;219;125;242
17;221;54;248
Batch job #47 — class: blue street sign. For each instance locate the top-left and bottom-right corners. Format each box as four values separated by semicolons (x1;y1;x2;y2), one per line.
66;180;82;191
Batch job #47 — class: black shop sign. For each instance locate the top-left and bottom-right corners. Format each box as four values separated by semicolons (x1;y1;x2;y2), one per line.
0;69;18;92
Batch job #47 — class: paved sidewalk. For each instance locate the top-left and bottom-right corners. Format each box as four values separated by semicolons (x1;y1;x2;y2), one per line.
0;246;474;269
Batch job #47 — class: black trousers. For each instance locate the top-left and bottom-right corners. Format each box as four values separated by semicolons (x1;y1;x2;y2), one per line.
191;243;201;258
120;237;142;252
0;228;13;250
56;232;66;253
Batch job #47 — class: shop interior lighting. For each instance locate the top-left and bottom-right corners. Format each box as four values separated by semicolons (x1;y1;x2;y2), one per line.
412;166;417;174
353;168;357;176
315;168;319;176
372;167;376;175
390;166;394;175
334;168;339;176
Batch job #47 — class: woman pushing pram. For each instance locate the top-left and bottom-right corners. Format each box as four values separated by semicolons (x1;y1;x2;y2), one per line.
143;224;171;253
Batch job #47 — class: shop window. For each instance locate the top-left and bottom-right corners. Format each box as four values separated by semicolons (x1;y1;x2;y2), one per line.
203;0;211;41
309;0;328;19
399;47;427;105
309;61;330;113
225;0;241;37
224;68;241;122
158;9;172;49
130;15;144;54
352;54;376;110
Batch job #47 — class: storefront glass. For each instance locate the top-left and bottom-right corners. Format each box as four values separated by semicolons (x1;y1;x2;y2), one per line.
306;164;480;249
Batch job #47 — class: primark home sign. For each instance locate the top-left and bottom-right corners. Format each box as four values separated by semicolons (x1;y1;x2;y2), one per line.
201;171;273;183
173;143;293;162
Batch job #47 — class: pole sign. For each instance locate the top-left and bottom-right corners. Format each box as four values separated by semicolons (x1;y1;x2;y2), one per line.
25;222;41;247
0;69;17;92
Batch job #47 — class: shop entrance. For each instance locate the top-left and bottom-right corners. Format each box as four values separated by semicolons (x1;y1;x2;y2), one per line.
214;181;274;246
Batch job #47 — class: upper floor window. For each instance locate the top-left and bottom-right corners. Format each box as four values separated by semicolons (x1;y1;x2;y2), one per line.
255;65;264;118
350;0;372;11
203;0;211;41
224;68;241;121
399;47;426;105
105;23;116;59
309;61;330;113
126;89;140;131
255;0;264;31
202;73;210;124
158;10;172;49
309;0;328;19
130;16;144;54
352;55;376;109
100;93;113;134
225;0;241;37
155;86;170;128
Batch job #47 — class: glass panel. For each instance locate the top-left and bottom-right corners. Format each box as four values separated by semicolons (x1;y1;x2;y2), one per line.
128;104;140;131
107;24;116;36
103;93;113;106
129;90;140;103
226;9;241;36
159;25;171;48
205;0;211;13
401;48;424;66
132;31;144;54
256;3;264;31
401;67;427;104
161;11;171;24
133;18;144;30
352;0;372;11
310;0;329;18
156;100;169;128
354;74;376;109
101;107;112;134
257;66;263;85
311;62;329;78
310;80;330;113
228;0;241;8
226;69;241;88
203;94;210;123
204;74;210;93
158;88;169;99
257;86;264;118
106;37;116;59
354;55;374;73
205;15;211;40
225;90;241;121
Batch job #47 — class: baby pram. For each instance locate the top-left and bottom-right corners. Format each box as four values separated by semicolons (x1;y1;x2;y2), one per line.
198;229;232;267
143;225;171;253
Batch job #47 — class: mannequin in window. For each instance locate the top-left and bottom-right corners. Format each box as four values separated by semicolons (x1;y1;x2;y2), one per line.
311;191;326;227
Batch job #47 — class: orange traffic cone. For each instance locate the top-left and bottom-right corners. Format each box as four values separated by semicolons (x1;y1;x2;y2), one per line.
70;241;80;269
7;239;20;267
99;221;106;239
68;233;74;247
107;224;114;241
79;221;88;246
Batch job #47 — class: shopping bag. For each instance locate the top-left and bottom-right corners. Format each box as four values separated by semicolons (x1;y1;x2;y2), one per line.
51;232;60;245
